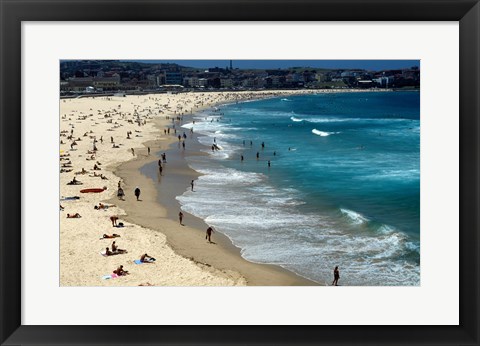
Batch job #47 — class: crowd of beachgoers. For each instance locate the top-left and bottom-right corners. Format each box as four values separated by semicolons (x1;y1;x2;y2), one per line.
60;90;320;286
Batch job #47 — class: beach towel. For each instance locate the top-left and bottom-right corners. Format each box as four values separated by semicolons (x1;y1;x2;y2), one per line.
60;196;80;201
134;258;156;264
102;273;119;280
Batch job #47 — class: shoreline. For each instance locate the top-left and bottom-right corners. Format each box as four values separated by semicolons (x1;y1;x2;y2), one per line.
60;93;254;286
112;112;318;286
60;89;387;286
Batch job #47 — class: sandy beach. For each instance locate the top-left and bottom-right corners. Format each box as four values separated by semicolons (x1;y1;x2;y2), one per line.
60;90;349;286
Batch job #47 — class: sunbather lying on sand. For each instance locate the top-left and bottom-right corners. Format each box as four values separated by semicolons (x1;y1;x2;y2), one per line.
101;234;120;239
94;203;116;210
66;213;81;218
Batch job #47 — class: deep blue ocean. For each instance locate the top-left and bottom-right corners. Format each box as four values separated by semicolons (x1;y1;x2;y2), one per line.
177;91;420;286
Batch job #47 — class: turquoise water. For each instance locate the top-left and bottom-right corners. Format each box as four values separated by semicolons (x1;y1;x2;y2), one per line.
177;91;420;286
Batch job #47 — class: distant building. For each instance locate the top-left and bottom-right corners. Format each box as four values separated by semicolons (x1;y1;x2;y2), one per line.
243;78;254;88
357;80;374;88
64;75;120;92
183;76;199;88
65;77;94;92
92;76;121;89
156;74;166;86
146;74;157;86
220;78;233;88
198;78;208;88
315;73;326;82
165;72;183;85
373;76;394;88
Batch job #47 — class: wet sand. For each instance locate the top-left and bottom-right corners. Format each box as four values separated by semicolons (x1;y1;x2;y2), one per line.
60;91;334;286
112;118;316;286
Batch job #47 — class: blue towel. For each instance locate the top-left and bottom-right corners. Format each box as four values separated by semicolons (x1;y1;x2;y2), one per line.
60;196;80;201
134;259;143;265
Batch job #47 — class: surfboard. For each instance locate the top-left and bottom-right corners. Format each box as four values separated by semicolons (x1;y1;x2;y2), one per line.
80;188;105;193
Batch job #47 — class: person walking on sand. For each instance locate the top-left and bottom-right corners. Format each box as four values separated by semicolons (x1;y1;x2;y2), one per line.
117;187;125;200
178;211;184;225
332;266;340;286
147;147;150;155
206;226;215;243
134;187;141;201
131;148;135;156
191;180;195;191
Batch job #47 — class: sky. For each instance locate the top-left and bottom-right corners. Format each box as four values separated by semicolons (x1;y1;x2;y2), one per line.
126;60;419;71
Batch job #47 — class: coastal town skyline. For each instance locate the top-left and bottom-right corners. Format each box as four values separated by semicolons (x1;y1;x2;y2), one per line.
60;59;420;95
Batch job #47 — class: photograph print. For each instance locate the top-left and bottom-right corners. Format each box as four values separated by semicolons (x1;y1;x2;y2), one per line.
59;59;420;287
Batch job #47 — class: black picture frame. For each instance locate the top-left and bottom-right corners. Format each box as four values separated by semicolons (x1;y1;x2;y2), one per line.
1;0;478;345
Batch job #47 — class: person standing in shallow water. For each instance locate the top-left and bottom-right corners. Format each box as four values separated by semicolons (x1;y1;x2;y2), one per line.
332;266;340;286
134;187;141;201
191;180;195;191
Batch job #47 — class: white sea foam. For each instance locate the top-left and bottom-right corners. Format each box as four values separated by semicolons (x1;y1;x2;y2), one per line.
173;159;420;286
181;122;195;129
340;208;370;224
290;116;303;122
312;129;338;137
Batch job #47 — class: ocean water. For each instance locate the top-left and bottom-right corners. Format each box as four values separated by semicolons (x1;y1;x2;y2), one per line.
177;91;420;286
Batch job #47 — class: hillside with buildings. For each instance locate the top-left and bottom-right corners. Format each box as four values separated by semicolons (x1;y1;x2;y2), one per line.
60;60;420;95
